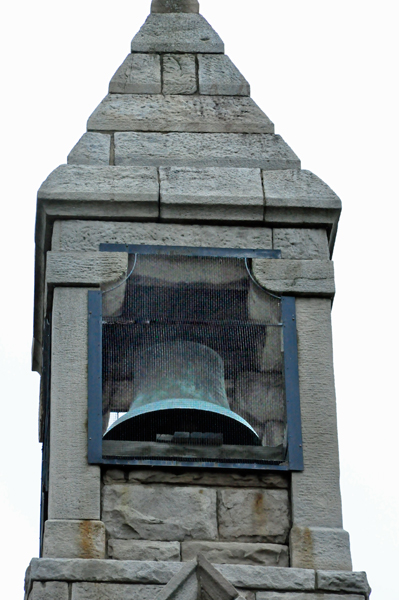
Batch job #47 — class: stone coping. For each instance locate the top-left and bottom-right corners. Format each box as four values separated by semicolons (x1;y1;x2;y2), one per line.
26;559;370;596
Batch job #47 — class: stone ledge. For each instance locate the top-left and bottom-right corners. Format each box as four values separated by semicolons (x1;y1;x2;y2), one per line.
257;594;365;600
316;571;371;596
252;259;335;297
28;559;182;584
216;565;316;591
38;165;159;204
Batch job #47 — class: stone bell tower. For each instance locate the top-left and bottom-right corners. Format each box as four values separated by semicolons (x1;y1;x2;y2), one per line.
25;0;371;598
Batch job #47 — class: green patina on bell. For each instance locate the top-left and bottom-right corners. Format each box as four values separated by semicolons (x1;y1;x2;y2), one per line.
103;341;260;445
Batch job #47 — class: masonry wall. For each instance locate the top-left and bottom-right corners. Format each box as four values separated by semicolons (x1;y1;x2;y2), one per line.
101;468;291;566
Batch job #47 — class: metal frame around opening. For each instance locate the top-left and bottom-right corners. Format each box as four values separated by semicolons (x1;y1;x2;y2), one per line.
88;245;303;471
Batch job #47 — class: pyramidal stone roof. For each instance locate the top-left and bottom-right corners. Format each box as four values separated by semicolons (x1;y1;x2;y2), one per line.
34;0;341;367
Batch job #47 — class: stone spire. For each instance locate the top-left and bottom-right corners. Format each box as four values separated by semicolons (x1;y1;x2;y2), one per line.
151;0;200;12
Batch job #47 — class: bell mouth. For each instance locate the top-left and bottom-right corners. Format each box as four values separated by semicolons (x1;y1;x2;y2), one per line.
103;399;261;446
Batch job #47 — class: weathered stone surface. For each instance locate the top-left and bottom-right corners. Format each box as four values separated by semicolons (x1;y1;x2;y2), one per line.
131;14;223;53
71;583;163;600
68;133;111;165
199;55;250;96
257;594;364;600
103;469;127;484
38;165;159;204
46;252;128;286
273;229;329;260
108;540;180;562
218;489;290;543
292;299;345;531
88;95;274;134
252;259;335;296
29;558;182;583
316;571;370;595
114;132;299;169
109;54;161;94
30;582;69;600
52;221;273;253
163;54;197;94
182;542;289;567
159;167;264;221
102;485;217;541
290;528;352;572
156;563;198;600
49;288;100;520
43;520;106;559
152;0;199;12
264;170;341;208
215;565;315;591
123;468;288;488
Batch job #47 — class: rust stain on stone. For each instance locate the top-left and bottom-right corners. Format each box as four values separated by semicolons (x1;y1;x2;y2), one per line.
78;521;96;559
254;492;264;515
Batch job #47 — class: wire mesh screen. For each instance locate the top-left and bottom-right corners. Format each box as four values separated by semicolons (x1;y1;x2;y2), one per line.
101;252;286;462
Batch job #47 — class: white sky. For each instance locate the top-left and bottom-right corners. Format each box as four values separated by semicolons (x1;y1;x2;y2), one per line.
0;1;398;598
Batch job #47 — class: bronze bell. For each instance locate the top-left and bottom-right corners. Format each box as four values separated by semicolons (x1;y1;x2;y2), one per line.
103;342;260;445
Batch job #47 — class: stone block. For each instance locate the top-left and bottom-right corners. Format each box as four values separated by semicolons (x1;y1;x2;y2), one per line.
159;166;264;221
182;542;289;567
30;582;69;600
103;469;127;484
29;558;182;583
263;170;341;210
49;288;101;520
43;520;106;559
316;571;371;595
163;54;197;94
292;299;345;531
273;229;329;260
87;95;274;134
131;14;224;53
257;594;364;600
114;132;299;169
68;133;111;165
38;165;159;205
290;527;352;572
46;252;128;286
102;484;217;541
109;53;161;94
71;583;163;600
199;55;250;96
252;259;335;296
218;489;290;543
151;0;200;12
108;540;181;562
215;565;315;591
52;221;273;253
126;468;288;488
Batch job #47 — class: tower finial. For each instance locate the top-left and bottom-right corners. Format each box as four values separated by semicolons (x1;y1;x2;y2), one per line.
151;0;199;13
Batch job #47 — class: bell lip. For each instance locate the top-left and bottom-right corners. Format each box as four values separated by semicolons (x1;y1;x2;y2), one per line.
104;398;260;441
